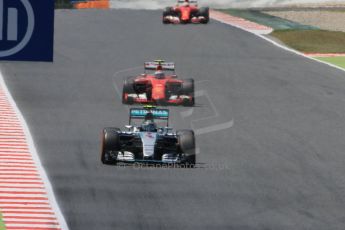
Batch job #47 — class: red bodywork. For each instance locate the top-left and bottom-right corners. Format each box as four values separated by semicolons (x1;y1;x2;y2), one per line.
174;5;198;22
123;74;193;106
163;3;208;24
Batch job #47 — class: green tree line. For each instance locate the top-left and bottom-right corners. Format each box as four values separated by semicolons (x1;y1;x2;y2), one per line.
55;0;73;9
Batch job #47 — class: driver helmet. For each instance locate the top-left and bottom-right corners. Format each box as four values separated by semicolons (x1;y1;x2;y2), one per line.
183;1;189;7
144;112;154;121
154;70;165;79
141;120;157;132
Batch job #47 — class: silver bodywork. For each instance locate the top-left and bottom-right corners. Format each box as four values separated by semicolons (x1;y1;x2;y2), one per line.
139;132;157;158
116;127;184;163
109;107;194;164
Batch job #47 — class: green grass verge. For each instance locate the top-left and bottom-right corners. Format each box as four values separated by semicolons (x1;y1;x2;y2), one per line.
270;30;345;53
220;9;345;55
316;57;345;69
0;212;5;230
219;9;317;30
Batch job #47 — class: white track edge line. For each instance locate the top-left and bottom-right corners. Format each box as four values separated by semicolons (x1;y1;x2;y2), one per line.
210;13;345;74
0;70;69;230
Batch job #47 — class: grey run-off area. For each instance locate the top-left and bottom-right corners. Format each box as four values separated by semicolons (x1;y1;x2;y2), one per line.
1;9;345;230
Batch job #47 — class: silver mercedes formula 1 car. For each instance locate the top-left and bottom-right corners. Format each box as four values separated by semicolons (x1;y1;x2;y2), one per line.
101;106;196;166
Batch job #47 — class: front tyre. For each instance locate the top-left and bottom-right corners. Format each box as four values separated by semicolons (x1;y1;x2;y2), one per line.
198;7;209;24
177;130;196;166
101;128;120;165
163;7;174;24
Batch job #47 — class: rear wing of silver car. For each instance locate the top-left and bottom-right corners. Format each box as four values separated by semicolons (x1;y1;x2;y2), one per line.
129;107;169;126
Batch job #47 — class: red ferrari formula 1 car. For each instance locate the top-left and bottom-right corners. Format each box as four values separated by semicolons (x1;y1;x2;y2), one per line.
163;0;209;24
122;60;195;106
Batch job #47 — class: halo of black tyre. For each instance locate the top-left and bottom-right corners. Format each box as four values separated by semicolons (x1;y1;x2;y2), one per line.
101;128;121;165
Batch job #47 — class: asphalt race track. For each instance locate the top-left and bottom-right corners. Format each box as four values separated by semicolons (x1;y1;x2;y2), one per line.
2;9;345;230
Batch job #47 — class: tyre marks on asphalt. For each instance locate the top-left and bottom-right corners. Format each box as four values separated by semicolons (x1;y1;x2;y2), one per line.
0;85;63;229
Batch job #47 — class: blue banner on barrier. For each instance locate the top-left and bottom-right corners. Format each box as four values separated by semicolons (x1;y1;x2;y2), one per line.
0;0;54;62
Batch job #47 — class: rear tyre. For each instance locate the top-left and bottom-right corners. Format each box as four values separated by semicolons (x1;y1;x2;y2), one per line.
101;128;121;165
198;7;209;24
122;80;135;104
185;154;196;167
177;130;196;167
181;79;195;106
181;79;194;94
182;98;194;107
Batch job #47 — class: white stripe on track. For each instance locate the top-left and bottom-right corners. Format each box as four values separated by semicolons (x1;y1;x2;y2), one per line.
0;204;51;208
0;151;28;154
4;223;60;228
0;136;26;139
4;219;58;223
0;156;33;159
0;187;45;193
1;209;54;213
0;171;38;174
0;137;26;140
0;162;35;166
0;143;27;146
0;160;34;163
0;157;32;161
0;164;35;168
0;168;38;171
3;213;56;218
0;121;20;124
4;220;59;225
0;178;41;182
0;179;42;183
0;199;49;204
0;150;30;153
0;142;27;145
0;186;45;190
0;145;28;148
0;157;31;160
0;193;47;198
